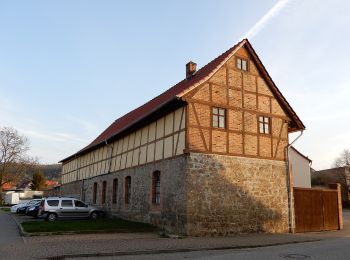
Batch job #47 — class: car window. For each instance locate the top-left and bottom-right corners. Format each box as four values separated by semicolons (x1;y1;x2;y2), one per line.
47;200;59;207
74;200;87;208
61;200;73;207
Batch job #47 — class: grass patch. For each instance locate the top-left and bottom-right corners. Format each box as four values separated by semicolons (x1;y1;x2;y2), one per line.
21;217;158;234
0;207;10;212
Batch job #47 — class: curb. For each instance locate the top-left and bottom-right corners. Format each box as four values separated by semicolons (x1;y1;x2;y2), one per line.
44;239;321;259
19;229;157;237
9;212;27;237
10;214;159;237
8;212;28;243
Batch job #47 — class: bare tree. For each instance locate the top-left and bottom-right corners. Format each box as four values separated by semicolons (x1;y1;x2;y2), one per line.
334;149;350;167
0;127;36;194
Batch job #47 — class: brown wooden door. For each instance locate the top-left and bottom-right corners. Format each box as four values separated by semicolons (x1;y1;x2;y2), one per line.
294;188;339;233
294;189;323;232
322;190;339;230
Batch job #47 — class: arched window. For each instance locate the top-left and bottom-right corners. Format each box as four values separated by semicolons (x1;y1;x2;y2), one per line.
125;176;131;204
112;178;118;204
93;182;98;204
102;181;107;204
152;171;161;205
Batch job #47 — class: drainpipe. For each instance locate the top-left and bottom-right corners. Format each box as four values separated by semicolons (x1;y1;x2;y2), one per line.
286;130;303;233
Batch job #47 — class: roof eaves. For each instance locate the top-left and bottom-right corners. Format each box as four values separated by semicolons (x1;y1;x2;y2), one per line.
243;40;305;131
290;146;312;163
59;96;180;163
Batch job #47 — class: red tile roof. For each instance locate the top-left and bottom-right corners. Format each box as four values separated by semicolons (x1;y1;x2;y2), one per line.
2;182;15;191
60;39;304;163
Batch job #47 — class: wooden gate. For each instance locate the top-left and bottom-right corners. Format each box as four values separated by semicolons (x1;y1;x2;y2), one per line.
294;187;340;233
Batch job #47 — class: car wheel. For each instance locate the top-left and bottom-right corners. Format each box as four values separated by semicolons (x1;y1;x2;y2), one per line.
90;211;99;220
46;213;57;222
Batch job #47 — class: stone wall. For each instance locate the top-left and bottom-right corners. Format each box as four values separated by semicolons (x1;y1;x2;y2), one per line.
60;180;82;199
70;155;188;234
185;153;289;235
60;152;290;236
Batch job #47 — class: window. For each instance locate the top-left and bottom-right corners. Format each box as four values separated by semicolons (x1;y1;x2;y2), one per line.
212;107;226;129
93;182;98;204
236;57;248;71
259;116;271;134
112;178;118;204
74;200;87;208
152;171;161;205
61;200;73;207
102;181;107;204
125;176;131;204
47;200;59;207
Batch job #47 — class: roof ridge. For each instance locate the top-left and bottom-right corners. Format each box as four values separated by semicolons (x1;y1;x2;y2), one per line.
74;40;245;156
60;38;303;163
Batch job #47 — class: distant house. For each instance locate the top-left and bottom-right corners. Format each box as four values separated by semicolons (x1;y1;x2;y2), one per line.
312;166;350;206
45;180;59;188
289;146;312;188
2;182;16;191
16;181;33;191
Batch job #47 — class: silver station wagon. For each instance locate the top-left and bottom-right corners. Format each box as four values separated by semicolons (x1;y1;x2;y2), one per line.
38;197;104;221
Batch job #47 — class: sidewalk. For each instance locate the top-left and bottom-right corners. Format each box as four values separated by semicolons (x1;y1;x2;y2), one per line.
4;209;350;260
0;231;319;259
0;210;23;246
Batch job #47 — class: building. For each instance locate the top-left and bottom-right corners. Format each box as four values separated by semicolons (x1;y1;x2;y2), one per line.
312;166;350;206
59;39;305;235
289;146;311;188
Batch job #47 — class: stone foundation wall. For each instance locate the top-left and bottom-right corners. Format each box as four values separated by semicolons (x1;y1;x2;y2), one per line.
70;155;188;234
60;153;290;236
60;180;82;199
185;153;289;236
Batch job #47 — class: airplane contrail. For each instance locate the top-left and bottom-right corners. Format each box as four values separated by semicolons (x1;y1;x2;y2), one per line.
243;0;291;39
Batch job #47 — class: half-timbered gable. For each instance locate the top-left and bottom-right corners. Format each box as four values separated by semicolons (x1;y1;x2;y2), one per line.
183;45;289;161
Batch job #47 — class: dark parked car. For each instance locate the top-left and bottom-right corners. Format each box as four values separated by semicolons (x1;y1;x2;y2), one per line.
14;199;41;214
26;201;41;218
17;200;40;214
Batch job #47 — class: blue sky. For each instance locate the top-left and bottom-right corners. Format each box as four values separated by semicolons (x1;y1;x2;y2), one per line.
0;0;349;170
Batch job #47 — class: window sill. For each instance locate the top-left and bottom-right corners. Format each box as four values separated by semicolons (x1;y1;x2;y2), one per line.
259;133;271;136
150;204;161;212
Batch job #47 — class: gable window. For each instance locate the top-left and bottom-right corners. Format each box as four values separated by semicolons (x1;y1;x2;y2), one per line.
259;116;271;134
212;107;226;129
236;57;248;71
152;171;161;205
125;176;131;204
112;178;118;204
93;182;98;204
102;181;107;204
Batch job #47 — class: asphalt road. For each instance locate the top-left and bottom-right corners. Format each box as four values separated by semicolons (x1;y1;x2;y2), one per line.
73;211;350;260
78;237;348;260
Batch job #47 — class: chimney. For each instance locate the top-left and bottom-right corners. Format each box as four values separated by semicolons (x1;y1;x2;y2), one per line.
186;61;197;78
